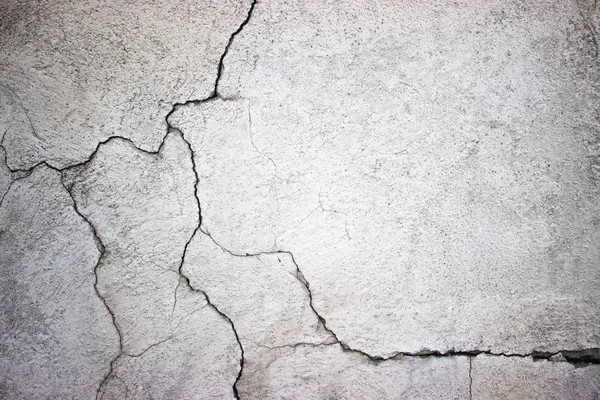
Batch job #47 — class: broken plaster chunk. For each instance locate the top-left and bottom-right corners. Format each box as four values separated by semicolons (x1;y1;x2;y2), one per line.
70;131;197;355
0;165;119;399
170;98;319;255
471;354;600;399
241;344;470;399
0;0;252;170
182;230;334;395
99;279;241;400
211;0;600;356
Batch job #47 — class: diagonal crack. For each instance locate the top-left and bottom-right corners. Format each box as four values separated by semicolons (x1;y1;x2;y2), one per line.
172;126;246;399
163;0;257;126
161;2;258;397
16;160;126;400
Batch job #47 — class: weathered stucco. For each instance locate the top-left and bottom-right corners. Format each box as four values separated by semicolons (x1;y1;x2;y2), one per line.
1;0;599;399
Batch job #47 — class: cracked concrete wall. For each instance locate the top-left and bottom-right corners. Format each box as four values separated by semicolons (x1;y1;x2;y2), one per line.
1;0;599;399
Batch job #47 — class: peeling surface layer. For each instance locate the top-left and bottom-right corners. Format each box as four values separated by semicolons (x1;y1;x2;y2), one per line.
1;0;600;398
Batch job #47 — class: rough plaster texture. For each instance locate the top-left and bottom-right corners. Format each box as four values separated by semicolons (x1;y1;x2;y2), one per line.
472;354;600;399
1;0;600;399
0;0;251;170
0;166;118;398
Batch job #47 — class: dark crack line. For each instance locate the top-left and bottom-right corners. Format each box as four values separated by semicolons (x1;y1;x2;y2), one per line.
170;127;246;399
0;0;258;384
172;262;246;399
469;356;473;400
0;131;20;208
25;127;245;399
0;156;126;398
192;232;600;367
59;170;124;400
0;177;20;208
207;291;245;400
214;0;257;97
165;2;258;396
161;2;258;397
163;0;257;128
1;0;247;397
2;159;128;398
54;127;245;399
127;335;173;358
2;1;597;398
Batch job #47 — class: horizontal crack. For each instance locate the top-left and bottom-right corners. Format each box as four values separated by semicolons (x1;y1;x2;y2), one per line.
194;231;600;367
3;3;598;400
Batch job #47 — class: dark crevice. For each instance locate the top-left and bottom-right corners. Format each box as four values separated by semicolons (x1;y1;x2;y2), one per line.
161;2;258;397
163;0;257;130
0;2;260;396
58;172;124;400
469;356;473;400
191;231;600;368
2;2;258;395
171;126;246;399
258;341;337;352
3;0;598;398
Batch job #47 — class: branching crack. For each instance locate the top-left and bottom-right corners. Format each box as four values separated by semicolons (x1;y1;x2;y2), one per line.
60;169;124;400
0;1;258;398
189;232;600;367
162;1;258;397
1;1;258;398
172;127;246;399
2;0;599;399
163;0;257;128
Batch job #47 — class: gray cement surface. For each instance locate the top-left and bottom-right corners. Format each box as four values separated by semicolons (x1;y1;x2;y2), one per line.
1;0;599;399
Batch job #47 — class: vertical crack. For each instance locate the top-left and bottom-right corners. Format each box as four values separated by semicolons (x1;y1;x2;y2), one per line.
213;0;257;96
59;173;124;400
172;128;246;399
469;356;473;400
163;1;258;397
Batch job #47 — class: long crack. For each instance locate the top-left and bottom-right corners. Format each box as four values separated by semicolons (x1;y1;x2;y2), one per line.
41;129;245;399
162;1;258;397
12;130;594;400
173;126;246;399
188;232;600;366
5;159;127;400
0;2;258;398
469;356;473;400
1;0;599;398
60;175;124;400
